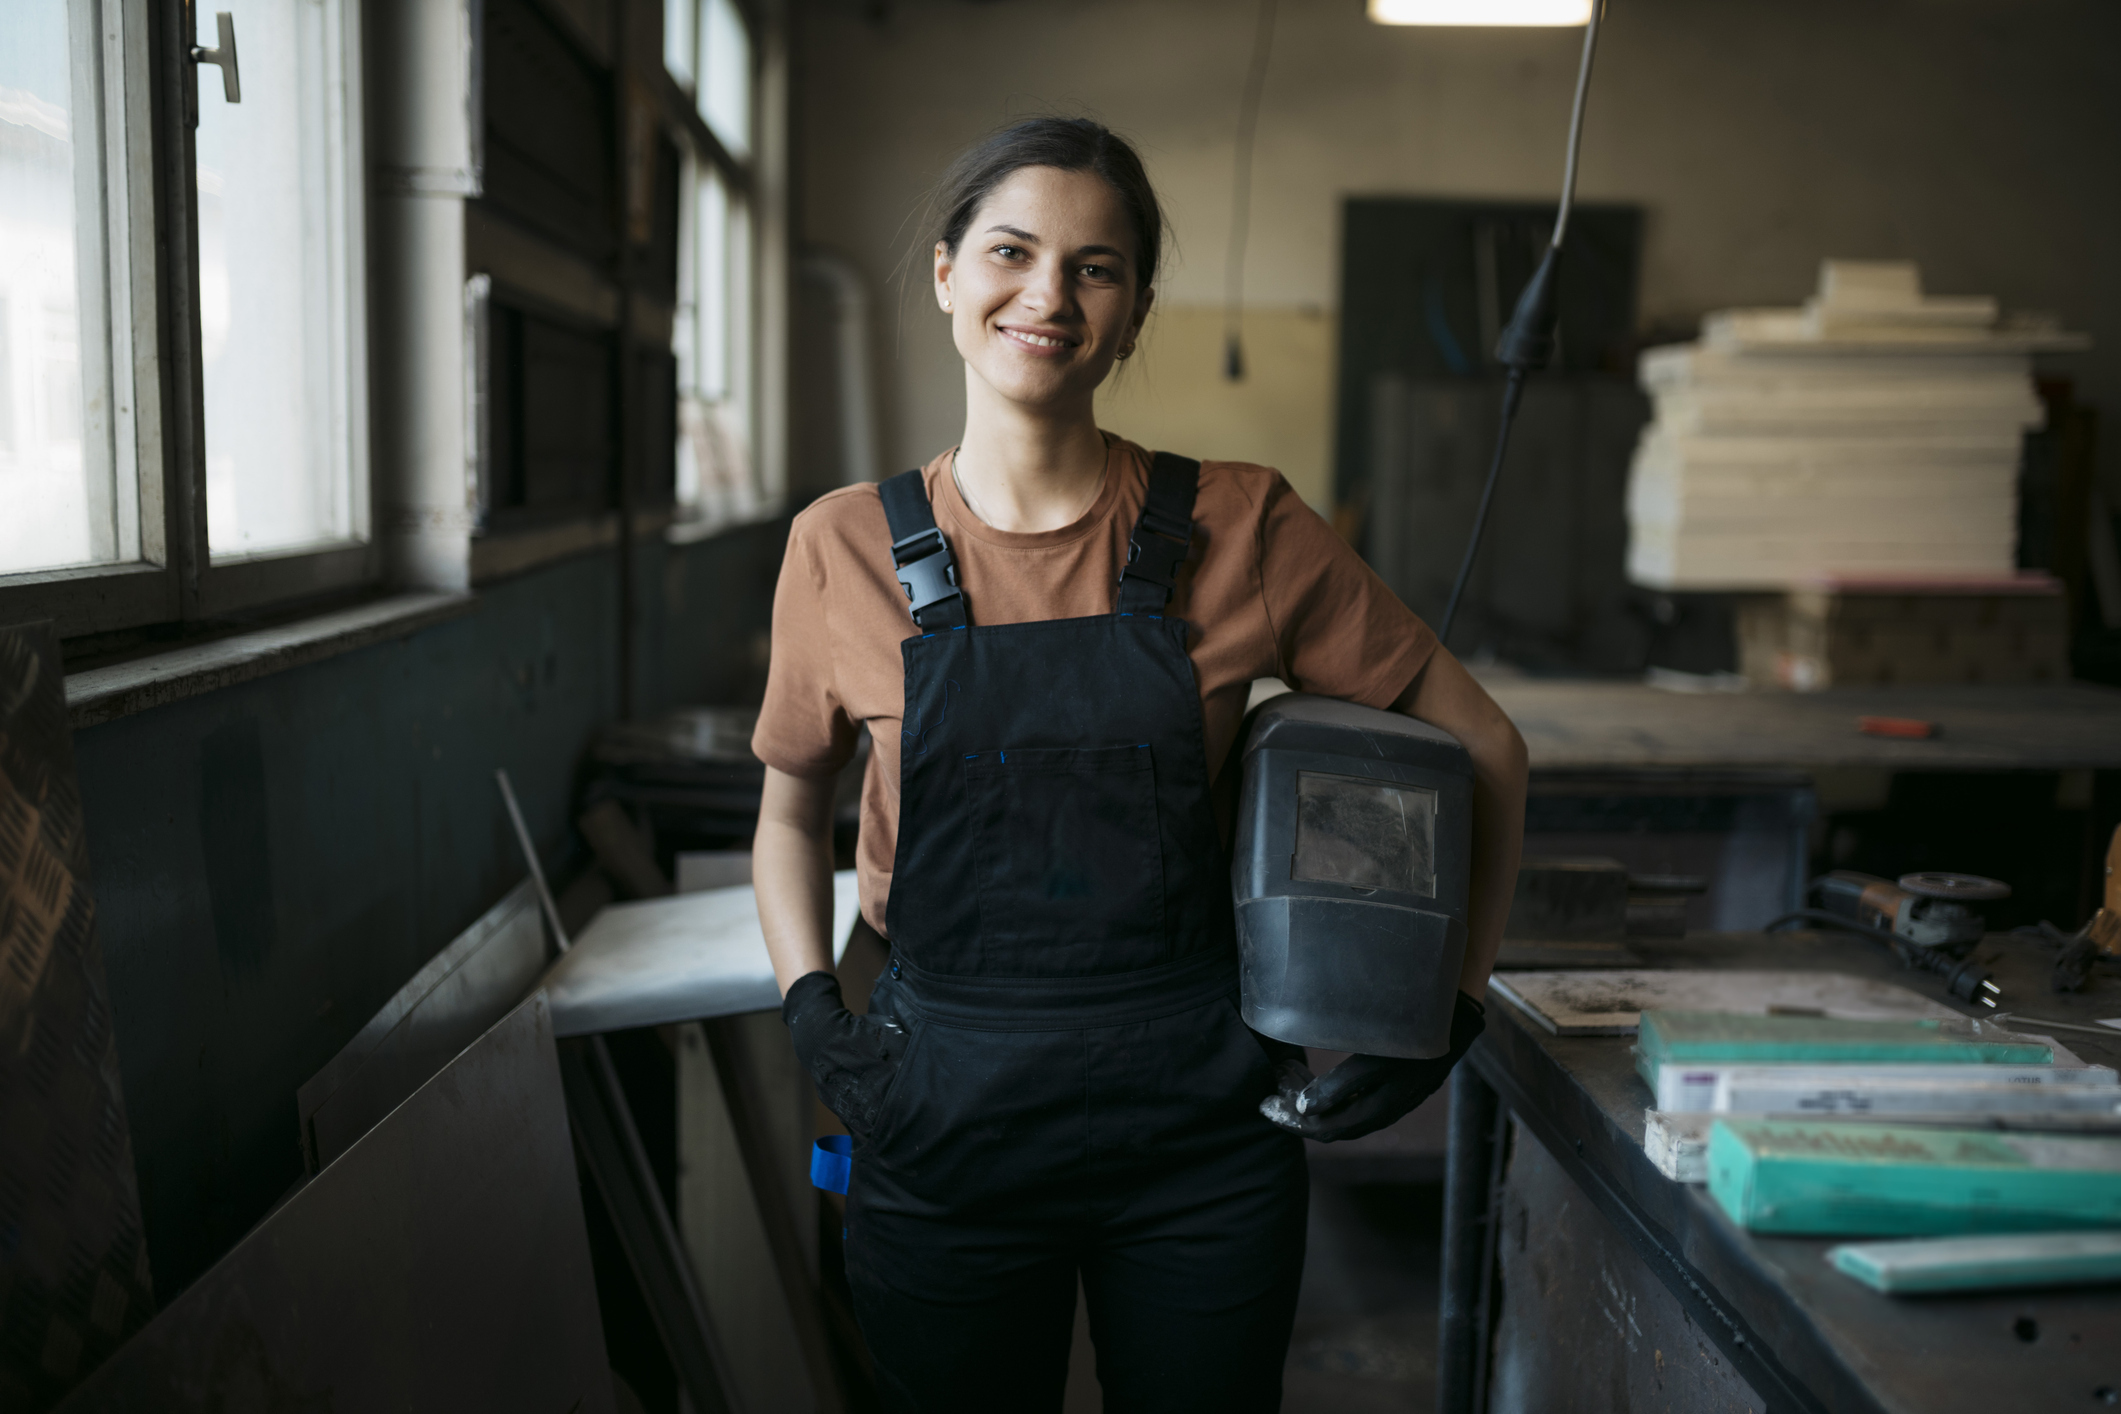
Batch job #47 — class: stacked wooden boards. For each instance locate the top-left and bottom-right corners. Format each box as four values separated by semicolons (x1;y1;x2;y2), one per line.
1624;260;2088;590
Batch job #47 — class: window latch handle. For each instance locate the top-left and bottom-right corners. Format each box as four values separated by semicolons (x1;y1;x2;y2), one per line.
191;11;241;103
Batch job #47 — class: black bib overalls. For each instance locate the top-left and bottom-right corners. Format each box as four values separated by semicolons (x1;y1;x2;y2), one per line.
845;456;1308;1412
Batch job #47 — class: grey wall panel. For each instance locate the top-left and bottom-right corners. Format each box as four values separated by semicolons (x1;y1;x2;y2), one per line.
1366;376;1650;672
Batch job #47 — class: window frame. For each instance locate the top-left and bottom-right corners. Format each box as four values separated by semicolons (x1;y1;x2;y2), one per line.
0;0;376;642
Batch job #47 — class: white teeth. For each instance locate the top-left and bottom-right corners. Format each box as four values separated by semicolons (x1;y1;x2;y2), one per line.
1010;330;1063;348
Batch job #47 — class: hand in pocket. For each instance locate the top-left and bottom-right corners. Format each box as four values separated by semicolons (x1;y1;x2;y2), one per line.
782;971;908;1140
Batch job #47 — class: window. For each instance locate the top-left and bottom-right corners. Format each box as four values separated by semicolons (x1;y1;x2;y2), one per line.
675;161;757;525
1;1;145;581
194;0;366;559
696;0;751;159
664;0;764;536
0;1;369;640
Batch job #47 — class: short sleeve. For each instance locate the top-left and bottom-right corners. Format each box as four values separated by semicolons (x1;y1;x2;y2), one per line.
1257;473;1437;709
751;515;861;778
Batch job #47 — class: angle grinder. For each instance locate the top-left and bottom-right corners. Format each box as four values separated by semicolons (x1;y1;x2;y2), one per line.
1767;871;2010;1007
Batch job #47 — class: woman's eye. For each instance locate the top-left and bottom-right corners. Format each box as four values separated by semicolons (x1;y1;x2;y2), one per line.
1080;264;1113;280
993;244;1024;260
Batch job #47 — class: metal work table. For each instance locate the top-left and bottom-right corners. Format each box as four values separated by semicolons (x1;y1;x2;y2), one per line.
1479;676;2121;773
1439;930;2121;1414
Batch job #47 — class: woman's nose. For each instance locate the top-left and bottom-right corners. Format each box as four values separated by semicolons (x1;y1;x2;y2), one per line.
1016;258;1071;317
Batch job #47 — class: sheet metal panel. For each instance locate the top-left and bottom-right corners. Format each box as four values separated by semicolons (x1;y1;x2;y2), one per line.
0;622;155;1411
543;871;858;1035
296;878;551;1171
1491;1117;1767;1413
57;993;614;1412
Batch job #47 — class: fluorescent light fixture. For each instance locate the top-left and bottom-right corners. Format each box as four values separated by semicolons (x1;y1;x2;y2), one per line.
1369;0;1592;24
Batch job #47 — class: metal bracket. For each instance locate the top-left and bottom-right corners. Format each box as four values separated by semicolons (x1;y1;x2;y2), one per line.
191;11;242;104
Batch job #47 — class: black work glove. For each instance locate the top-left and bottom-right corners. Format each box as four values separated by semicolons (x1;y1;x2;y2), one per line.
782;971;907;1141
1259;991;1486;1143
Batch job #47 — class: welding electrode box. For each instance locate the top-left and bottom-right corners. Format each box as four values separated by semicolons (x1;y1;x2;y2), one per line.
1231;694;1473;1059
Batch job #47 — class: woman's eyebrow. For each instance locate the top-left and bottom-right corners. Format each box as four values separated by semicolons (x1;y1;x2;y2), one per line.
984;224;1041;243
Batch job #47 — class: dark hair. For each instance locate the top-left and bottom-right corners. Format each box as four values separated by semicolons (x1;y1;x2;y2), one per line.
924;117;1167;291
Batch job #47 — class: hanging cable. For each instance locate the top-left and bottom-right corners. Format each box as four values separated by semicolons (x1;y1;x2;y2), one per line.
1223;0;1279;382
1436;0;1605;645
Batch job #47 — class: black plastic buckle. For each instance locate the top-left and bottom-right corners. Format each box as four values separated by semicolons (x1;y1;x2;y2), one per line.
1123;527;1190;589
891;527;962;626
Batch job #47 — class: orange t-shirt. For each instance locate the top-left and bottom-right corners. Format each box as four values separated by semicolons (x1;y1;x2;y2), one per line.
752;434;1438;937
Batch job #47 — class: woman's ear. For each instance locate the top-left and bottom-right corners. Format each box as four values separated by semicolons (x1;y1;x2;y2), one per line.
934;241;954;312
1126;284;1156;347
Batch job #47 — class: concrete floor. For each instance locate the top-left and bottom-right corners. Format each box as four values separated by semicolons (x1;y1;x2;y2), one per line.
1061;1179;1446;1411
1285;1182;1445;1413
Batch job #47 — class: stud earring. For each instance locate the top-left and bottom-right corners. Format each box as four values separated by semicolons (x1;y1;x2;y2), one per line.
943;300;952;311
1117;345;1134;360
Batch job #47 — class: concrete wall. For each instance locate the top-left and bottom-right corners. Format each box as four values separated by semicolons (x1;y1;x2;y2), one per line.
77;526;780;1300
798;0;2121;505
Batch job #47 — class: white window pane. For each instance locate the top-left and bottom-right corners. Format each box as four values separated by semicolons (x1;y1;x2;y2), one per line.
695;166;729;400
676;162;755;523
664;0;695;90
196;0;363;557
697;0;749;159
0;0;130;575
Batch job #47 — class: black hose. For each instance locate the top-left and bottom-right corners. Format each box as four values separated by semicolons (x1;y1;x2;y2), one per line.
1437;369;1526;645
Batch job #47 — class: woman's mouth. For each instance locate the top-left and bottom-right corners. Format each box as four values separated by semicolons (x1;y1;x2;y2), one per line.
999;326;1076;355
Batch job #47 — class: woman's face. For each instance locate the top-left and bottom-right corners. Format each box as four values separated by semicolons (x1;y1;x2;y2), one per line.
935;164;1153;414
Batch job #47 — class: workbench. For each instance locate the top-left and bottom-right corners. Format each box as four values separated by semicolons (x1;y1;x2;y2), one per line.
1439;930;2121;1414
1468;674;2121;936
1481;675;2121;773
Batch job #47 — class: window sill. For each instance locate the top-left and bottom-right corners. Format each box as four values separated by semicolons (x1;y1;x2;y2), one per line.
665;498;784;545
468;507;693;583
64;591;475;730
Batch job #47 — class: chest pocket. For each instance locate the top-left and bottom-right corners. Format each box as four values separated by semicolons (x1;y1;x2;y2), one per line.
965;745;1167;972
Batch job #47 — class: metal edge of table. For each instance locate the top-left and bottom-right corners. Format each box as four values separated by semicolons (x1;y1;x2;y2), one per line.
1466;1019;1873;1414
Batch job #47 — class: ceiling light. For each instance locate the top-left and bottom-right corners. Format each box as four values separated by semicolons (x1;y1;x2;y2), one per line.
1369;0;1593;25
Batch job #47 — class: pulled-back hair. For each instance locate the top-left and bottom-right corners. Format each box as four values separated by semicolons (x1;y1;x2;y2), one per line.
923;117;1167;290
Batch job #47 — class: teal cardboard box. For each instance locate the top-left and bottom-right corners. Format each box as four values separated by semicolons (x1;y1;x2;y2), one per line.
1707;1118;2121;1236
1635;1012;2053;1085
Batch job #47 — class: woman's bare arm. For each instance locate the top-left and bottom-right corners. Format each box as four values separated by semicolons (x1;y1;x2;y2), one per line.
1392;646;1528;1000
756;765;840;995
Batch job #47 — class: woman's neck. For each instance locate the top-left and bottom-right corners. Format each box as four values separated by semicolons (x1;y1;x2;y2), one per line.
953;374;1108;533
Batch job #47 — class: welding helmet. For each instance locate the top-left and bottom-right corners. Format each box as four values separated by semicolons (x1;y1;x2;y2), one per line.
1231;693;1473;1058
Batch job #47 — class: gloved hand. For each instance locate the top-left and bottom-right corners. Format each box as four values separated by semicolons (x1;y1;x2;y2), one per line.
1259;991;1485;1143
782;970;907;1140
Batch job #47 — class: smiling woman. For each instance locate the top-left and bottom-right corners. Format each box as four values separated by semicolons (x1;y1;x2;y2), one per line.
926;122;1163;532
750;116;1527;1413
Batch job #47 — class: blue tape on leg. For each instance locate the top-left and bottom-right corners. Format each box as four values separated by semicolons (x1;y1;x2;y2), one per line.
811;1134;853;1194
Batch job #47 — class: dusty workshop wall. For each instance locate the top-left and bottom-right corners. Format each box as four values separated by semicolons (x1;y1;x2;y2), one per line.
71;527;779;1302
798;0;2121;504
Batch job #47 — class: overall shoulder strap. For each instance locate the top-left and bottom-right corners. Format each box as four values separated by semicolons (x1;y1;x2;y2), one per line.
878;469;968;630
1116;452;1202;614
